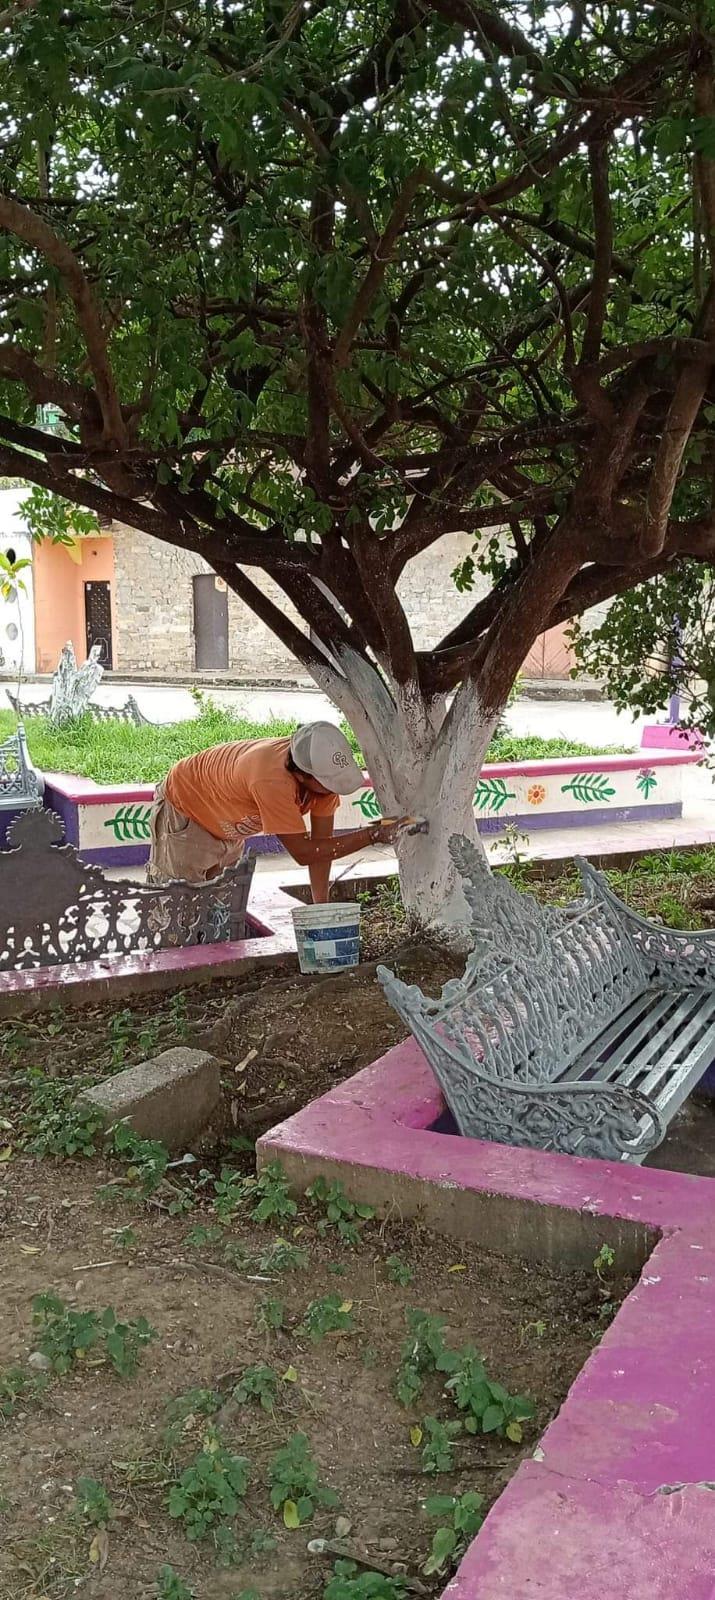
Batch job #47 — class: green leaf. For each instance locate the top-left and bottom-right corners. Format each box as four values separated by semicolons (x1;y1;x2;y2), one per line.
283;1499;300;1528
482;1404;505;1433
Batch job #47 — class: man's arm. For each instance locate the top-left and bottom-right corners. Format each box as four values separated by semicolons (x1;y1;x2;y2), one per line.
308;812;334;904
276;819;401;871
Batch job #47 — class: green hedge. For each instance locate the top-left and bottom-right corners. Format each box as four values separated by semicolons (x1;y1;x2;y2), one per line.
0;704;622;785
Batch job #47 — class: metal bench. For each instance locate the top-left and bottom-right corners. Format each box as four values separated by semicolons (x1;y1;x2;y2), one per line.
5;690;151;725
0;723;44;814
0;808;256;971
378;835;715;1163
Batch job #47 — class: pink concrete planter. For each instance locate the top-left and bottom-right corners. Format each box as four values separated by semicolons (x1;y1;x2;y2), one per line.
44;747;700;869
260;1040;715;1598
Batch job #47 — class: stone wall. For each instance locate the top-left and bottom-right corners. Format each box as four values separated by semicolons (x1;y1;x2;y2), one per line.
111;523;483;679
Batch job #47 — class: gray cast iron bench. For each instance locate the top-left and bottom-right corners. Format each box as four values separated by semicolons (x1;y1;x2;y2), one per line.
5;690;151;725
378;835;715;1163
0;723;44;816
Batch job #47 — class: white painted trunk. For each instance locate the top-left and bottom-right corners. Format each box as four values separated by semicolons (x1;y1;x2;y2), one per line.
310;644;500;945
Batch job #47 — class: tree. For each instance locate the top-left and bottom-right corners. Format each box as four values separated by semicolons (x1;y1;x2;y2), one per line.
1;0;715;936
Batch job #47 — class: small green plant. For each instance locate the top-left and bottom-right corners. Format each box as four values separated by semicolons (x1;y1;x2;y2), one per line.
109;1008;134;1067
138;1019;161;1055
653;893;691;929
32;1293;101;1373
593;1243;616;1280
299;1294;355;1343
168;989;190;1040
212;1167;247;1221
323;1562;408;1598
257;1296;285;1334
445;1348;534;1441
168;1431;250;1541
248;1526;277;1555
306;1176;375;1245
395;1310;456;1407
257;1238;308;1274
244;1161;299;1225
233;1364;279;1412
31;1293;156;1377
422;1491;484;1576
164;1387;222;1444
112;1225;138;1250
156;1564;195;1600
385;1255;414;1287
75;1476;114;1526
0;1365;47;1419
185;1223;226;1249
268;1431;338;1526
19;1075;104;1159
418;1415;462;1475
110;1122;169;1196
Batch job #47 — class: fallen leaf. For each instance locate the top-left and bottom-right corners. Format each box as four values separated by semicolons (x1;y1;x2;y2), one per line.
338;1300;353;1314
282;1365;298;1383
410;1426;423;1447
283;1499;300;1529
447;1264;466;1273
88;1527;109;1571
0;1146;13;1162
18;1245;41;1256
506;1421;523;1443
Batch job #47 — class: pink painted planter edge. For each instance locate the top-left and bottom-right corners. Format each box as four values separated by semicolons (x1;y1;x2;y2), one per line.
0;881;297;1006
260;1039;715;1599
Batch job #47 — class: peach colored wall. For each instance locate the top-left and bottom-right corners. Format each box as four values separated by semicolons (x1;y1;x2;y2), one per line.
33;538;117;672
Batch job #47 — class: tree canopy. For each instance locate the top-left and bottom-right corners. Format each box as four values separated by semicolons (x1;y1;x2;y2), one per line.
0;0;714;720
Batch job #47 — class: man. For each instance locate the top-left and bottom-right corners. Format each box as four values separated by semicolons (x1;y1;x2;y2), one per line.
147;720;407;901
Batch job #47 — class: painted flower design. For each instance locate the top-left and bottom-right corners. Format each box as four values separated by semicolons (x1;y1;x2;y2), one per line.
527;783;547;806
636;768;658;798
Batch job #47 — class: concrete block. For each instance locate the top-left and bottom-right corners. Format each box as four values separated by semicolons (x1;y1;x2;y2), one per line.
80;1047;221;1152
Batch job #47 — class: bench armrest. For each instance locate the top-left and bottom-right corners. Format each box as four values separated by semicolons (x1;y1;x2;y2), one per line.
578;859;715;989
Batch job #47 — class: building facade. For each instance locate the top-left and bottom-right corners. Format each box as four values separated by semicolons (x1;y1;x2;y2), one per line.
0;487;577;681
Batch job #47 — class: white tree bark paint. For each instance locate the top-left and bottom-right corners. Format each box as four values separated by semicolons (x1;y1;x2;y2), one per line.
309;641;500;944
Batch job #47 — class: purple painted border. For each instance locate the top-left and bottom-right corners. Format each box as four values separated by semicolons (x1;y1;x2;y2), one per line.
478;800;682;836
260;1040;715;1599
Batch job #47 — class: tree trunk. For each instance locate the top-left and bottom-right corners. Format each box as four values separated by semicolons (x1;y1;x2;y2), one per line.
311;646;500;945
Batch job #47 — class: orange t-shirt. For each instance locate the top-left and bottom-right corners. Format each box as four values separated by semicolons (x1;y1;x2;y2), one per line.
164;737;339;842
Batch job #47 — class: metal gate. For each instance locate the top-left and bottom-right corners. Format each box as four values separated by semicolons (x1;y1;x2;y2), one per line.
84;580;113;668
193;573;229;670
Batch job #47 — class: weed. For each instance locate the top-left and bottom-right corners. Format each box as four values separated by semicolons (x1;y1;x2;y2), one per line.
653;892;692;929
257;1296;285;1334
138;1019;161;1055
245;1161;298;1224
167;1430;250;1540
362;1345;378;1370
213;1167;247;1221
233;1363;279;1412
422;1491;484;1576
213;1522;241;1566
156;1564;195;1600
109;1008;134;1067
0;1365;47;1419
306;1176;374;1245
445;1347;534;1441
323;1561;408;1598
112;1225;138;1250
185;1222;226;1249
593;1243;617;1324
385;1255;414;1287
593;1243;616;1280
164;1387;222;1444
248;1526;277;1555
395;1310;456;1407
418;1414;462;1474
521;1319;547;1341
168;989;191;1041
31;1293;156;1377
15;1071;103;1158
257;1237;308;1274
299;1294;355;1343
268;1431;338;1526
75;1475;114;1526
110;1121;170;1195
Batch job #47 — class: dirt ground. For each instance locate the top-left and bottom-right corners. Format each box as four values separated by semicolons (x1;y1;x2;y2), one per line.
0;1154;623;1600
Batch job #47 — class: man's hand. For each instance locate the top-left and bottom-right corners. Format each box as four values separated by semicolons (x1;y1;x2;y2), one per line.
371;816;418;846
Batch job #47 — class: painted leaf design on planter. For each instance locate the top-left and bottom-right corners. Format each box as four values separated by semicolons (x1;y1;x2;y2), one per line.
103;804;153;841
561;773;616;805
636;768;658;798
473;778;516;815
352;788;382;821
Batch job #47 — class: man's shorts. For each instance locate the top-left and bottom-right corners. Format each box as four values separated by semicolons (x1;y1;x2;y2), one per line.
146;782;245;886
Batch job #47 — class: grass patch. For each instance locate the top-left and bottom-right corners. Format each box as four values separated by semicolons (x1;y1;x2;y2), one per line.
0;701;625;785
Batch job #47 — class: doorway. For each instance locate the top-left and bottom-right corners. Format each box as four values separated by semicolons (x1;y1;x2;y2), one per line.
193;573;229;670
84;580;113;667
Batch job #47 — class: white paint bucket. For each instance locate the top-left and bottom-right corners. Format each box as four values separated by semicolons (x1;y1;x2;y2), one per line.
291;901;361;974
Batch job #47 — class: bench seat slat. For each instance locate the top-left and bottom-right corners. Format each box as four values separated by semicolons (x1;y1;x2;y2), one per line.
559;992;675;1083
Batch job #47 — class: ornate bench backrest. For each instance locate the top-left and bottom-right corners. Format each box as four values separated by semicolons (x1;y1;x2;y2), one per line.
0;809;256;970
379;835;648;1088
0;725;42;801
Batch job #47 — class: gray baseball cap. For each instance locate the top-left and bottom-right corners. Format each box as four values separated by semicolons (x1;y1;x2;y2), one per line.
290;722;364;794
